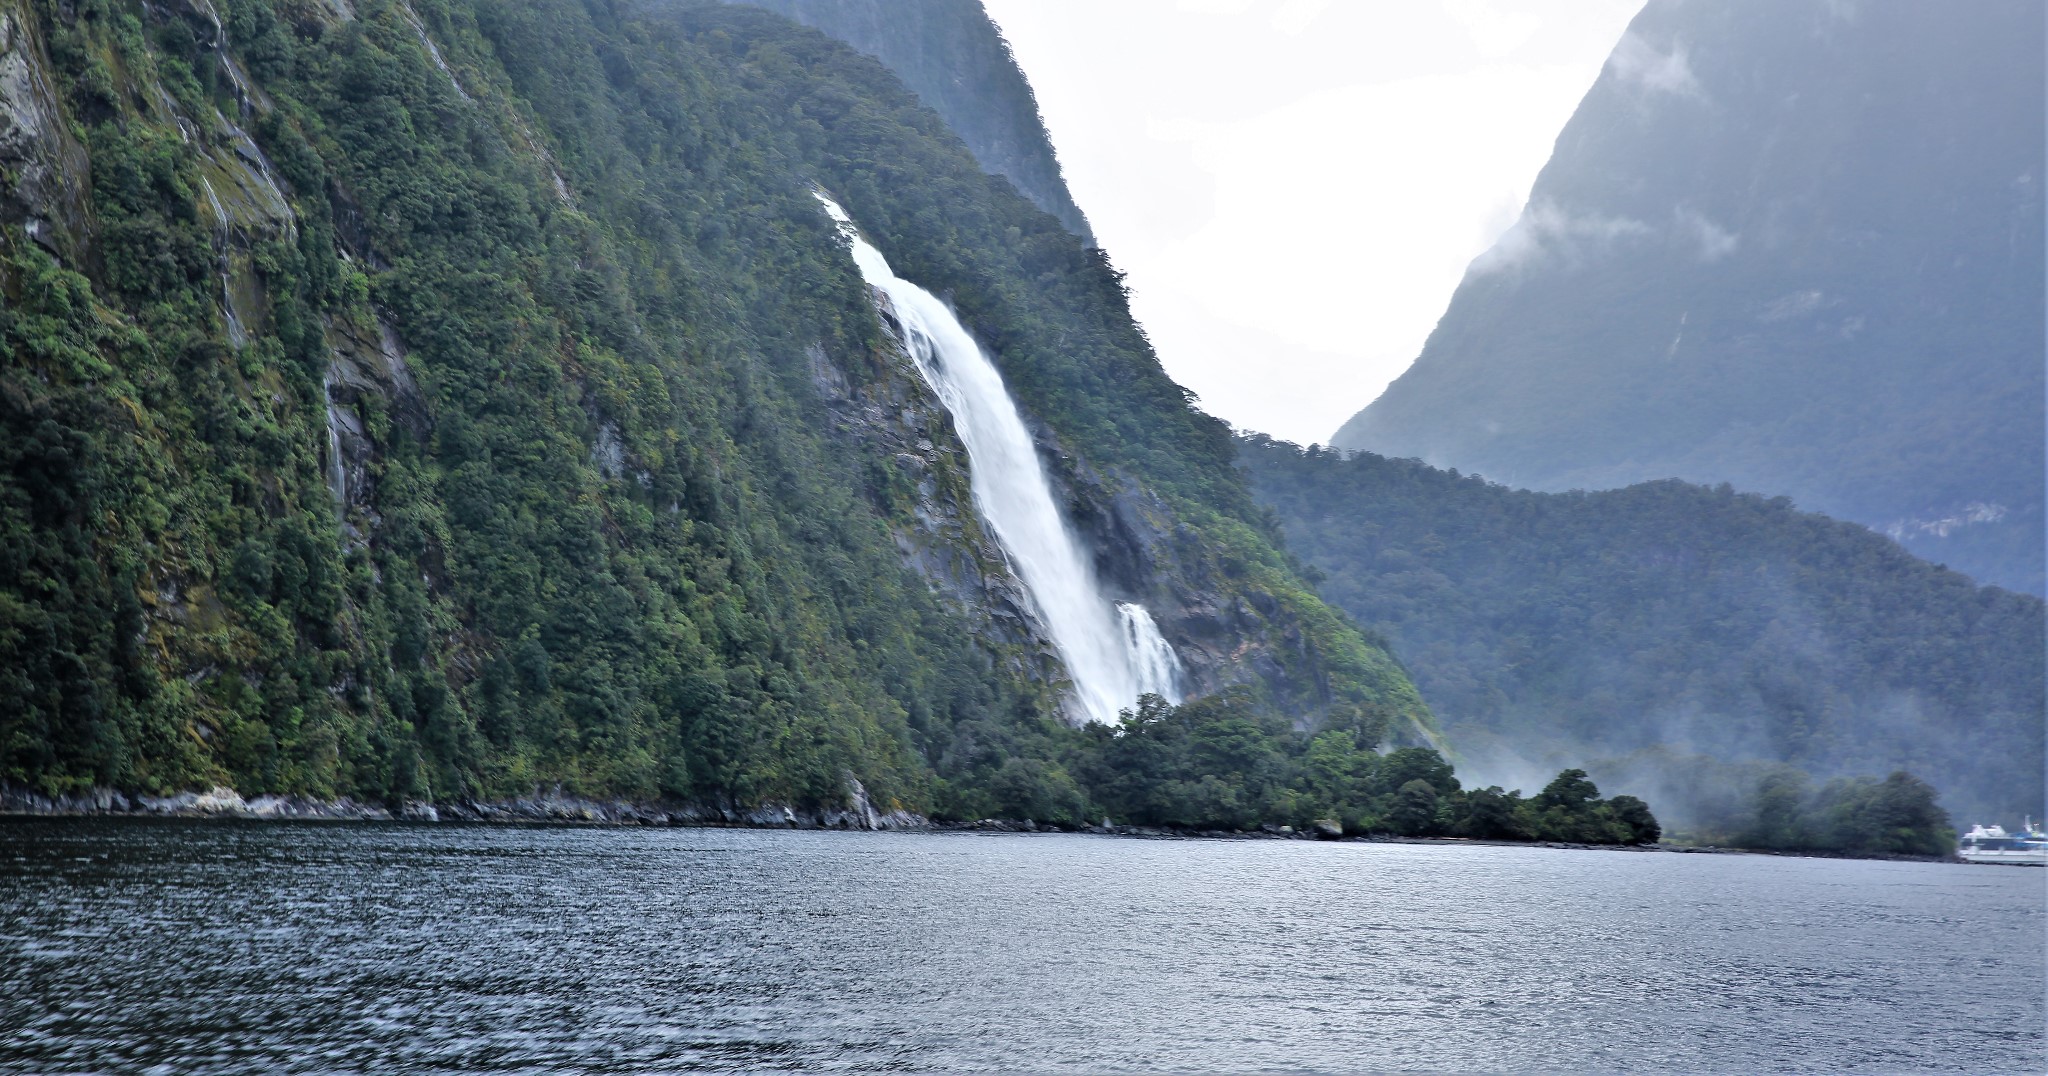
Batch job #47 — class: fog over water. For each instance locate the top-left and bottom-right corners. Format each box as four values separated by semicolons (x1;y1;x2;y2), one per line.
4;821;2040;1073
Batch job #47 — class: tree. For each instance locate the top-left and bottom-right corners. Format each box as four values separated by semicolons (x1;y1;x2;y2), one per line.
1536;769;1599;811
1387;778;1441;836
1606;795;1661;845
1456;786;1531;840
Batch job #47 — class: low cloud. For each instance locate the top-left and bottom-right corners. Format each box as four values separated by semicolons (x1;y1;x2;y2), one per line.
1885;502;2009;541
1675;207;1738;261
1606;30;1702;98
1471;201;1749;277
1469;199;1651;276
1759;289;1825;322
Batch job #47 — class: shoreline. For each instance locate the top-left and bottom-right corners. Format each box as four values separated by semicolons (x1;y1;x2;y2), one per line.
0;783;922;831
0;784;1967;864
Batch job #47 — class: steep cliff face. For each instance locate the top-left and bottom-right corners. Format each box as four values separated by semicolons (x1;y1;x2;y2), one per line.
0;0;1423;814
0;4;87;257
716;0;1092;242
1332;0;2045;595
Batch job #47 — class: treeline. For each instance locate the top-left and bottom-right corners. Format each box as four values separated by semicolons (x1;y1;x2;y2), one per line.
1239;437;2045;825
1743;770;1955;858
975;691;1660;844
1591;750;1956;857
720;0;1095;239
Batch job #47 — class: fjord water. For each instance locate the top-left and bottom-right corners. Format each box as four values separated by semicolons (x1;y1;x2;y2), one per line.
4;821;2042;1074
819;195;1182;725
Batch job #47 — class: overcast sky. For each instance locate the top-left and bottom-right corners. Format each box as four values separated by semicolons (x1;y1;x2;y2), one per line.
980;0;1644;445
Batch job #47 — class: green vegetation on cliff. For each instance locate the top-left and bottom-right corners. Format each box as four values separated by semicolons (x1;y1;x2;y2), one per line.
1240;437;2043;830
0;0;1425;819
1062;692;1657;844
717;0;1092;241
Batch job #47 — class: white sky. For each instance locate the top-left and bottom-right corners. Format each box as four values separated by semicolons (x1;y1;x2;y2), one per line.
981;0;1644;445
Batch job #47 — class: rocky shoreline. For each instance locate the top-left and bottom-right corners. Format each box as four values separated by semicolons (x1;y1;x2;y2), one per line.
0;786;1962;862
0;783;924;831
935;816;1657;849
0;786;1643;851
1661;840;1962;865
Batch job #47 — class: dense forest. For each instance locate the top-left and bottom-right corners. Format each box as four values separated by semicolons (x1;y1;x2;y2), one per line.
1591;751;1955;856
0;0;1430;821
1064;692;1659;845
1332;0;2044;595
1241;437;2043;832
719;0;1092;241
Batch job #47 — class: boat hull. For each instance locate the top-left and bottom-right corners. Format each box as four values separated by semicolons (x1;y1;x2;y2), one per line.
1959;848;2048;866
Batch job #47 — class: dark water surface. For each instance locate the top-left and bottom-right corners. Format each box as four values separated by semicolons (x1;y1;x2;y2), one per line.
2;820;2041;1074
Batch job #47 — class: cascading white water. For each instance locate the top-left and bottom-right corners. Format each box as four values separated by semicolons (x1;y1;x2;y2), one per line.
818;194;1183;725
1118;602;1183;704
402;2;472;102
322;368;348;509
198;177;248;349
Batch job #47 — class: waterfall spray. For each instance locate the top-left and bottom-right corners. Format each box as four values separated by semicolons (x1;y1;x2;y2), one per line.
818;194;1184;724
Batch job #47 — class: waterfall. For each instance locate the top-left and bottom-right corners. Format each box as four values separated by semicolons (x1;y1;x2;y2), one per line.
402;2;472;103
322;368;348;510
198;177;248;349
1119;602;1184;703
818;194;1184;725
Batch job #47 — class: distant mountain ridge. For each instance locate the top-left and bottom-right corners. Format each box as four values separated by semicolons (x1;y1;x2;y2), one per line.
1331;0;2045;595
714;0;1094;241
1242;436;2045;826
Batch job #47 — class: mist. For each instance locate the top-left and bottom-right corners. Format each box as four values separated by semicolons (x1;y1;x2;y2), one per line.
982;0;1643;444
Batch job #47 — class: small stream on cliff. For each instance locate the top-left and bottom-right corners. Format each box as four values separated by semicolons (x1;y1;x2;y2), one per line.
818;194;1182;724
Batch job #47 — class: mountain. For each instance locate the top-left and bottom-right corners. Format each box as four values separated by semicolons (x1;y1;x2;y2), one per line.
0;0;1427;819
1241;436;2045;827
716;0;1093;241
1330;0;2045;596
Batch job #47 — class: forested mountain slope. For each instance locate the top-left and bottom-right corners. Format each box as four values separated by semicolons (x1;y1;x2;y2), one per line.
1242;437;2044;825
0;0;1426;818
1331;0;2045;596
715;0;1091;241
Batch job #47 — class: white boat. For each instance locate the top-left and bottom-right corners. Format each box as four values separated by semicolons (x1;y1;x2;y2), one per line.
1958;819;2048;866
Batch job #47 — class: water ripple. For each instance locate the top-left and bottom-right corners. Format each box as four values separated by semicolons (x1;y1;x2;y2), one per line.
0;820;2041;1073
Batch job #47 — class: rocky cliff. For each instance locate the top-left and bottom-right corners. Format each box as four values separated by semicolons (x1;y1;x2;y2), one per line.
1332;0;2045;595
0;0;1424;818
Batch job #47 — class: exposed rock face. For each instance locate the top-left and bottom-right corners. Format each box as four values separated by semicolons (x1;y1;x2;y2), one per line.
821;287;1365;727
1331;0;2045;595
1052;447;1331;722
806;315;1064;696
0;3;88;258
0;783;399;819
322;317;426;531
1;779;928;829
